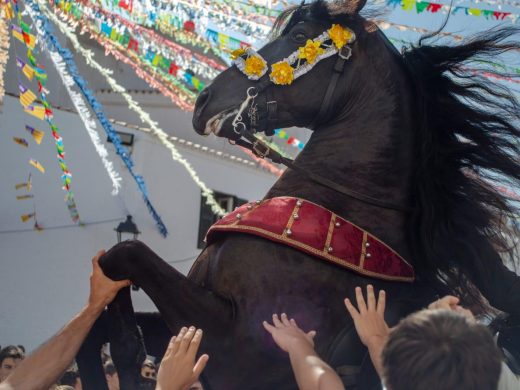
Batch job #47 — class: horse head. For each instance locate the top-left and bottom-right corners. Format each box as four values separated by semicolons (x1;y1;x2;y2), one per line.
192;0;393;141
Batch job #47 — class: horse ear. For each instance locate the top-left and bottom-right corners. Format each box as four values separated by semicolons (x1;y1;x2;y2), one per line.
327;0;367;16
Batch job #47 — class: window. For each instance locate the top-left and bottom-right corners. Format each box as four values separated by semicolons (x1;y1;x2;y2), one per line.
197;191;248;248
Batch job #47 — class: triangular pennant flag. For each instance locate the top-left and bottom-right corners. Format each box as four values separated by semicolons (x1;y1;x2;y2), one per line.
20;20;31;33
27;49;37;67
11;24;24;43
22;31;36;50
16;57;35;80
25;125;44;144
15;174;32;192
24;105;46;120
19;84;37;108
21;212;35;222
16;194;34;200
29;159;45;173
3;3;14;19
34;68;47;84
13;137;29;147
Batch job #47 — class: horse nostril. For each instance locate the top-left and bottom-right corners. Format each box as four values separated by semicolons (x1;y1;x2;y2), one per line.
195;88;211;115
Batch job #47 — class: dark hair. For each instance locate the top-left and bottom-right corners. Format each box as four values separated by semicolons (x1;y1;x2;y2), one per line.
59;369;80;386
0;346;24;365
402;26;520;309
104;360;117;376
382;309;502;390
141;359;155;370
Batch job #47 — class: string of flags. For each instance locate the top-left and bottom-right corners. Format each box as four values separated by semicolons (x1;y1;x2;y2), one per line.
27;0;169;236
11;0;81;224
386;0;519;24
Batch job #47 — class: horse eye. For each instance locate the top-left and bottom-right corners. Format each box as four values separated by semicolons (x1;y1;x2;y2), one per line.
292;31;307;43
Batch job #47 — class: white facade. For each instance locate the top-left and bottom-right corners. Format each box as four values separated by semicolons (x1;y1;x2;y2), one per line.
0;93;278;351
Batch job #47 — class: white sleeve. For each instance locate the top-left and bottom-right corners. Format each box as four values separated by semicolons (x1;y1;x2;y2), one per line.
498;362;520;390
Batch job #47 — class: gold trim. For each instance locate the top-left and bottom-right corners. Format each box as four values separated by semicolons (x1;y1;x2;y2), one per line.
324;213;336;253
208;224;414;282
359;231;368;269
273;197;411;268
282;199;302;237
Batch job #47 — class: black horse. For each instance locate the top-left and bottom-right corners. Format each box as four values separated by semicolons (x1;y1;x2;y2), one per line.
77;1;520;389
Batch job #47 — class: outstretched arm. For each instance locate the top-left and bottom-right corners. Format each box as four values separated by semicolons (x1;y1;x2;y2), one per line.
344;285;389;378
263;313;344;390
156;326;209;390
0;251;130;390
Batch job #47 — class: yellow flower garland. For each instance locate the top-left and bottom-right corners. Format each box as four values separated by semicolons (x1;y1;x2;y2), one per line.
244;55;267;78
298;39;325;64
270;62;294;85
328;24;354;49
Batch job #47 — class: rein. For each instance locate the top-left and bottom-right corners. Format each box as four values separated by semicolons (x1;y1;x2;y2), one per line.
226;40;412;213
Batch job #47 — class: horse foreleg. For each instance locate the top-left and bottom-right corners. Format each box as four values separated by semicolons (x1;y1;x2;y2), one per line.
98;240;233;388
106;287;147;389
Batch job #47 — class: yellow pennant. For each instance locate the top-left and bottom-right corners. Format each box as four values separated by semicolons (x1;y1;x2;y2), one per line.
16;194;34;200
29;159;45;173
21;213;35;222
25;125;44;144
20;89;37;108
24;105;46;120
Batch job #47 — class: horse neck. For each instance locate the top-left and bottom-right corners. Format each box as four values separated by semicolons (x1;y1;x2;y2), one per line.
266;85;416;257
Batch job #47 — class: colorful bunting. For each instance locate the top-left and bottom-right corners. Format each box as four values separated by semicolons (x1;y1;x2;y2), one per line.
15;174;32;192
29;159;45;173
24;104;46;120
0;16;9;106
16;194;34;200
18;83;37;108
13;137;29;147
20;212;35;222
386;0;519;24
16;57;35;80
25;125;44;144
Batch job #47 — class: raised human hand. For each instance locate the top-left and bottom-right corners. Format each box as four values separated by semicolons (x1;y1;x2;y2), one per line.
156;327;209;390
344;285;389;350
88;250;131;310
427;295;459;311
428;295;475;322
263;313;317;353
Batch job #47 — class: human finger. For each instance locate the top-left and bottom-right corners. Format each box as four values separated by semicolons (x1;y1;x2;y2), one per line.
174;327;188;354
180;327;196;353
187;329;203;358
290;318;298;327
377;290;386;315
355;287;367;314
367;285;376;311
163;336;176;359
272;314;283;328
91;252;103;272
193;354;209;378
307;330;317;339
344;298;360;320
262;320;276;335
281;313;291;327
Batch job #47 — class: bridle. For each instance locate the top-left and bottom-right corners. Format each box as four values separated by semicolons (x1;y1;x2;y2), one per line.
224;30;412;213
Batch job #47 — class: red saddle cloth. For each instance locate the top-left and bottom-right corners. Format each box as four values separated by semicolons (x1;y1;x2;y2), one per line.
206;197;415;282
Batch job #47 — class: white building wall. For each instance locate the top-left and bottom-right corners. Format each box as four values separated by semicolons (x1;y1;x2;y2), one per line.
0;95;277;351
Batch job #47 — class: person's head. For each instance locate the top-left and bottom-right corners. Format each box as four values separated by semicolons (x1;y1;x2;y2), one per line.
382;309;502;390
189;380;204;390
0;345;24;381
104;361;119;390
59;369;82;390
140;359;156;380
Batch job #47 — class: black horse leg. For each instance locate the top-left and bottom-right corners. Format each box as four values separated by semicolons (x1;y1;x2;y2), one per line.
106;287;147;389
97;240;233;389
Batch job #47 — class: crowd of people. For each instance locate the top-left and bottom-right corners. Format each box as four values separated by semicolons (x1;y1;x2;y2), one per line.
0;250;518;390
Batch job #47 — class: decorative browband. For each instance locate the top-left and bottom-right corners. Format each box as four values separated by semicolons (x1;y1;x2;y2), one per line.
206;197;415;282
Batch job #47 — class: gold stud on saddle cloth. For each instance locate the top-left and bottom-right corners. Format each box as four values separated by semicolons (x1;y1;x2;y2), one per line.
206;197;415;282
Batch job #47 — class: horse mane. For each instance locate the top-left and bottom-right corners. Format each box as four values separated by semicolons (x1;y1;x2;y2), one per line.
402;26;520;308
